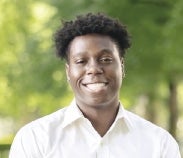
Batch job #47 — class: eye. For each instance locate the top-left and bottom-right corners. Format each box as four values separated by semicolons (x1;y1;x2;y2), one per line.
75;59;85;64
99;57;113;64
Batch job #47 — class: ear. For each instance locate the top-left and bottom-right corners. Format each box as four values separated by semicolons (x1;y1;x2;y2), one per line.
65;63;70;81
120;57;124;65
120;57;125;78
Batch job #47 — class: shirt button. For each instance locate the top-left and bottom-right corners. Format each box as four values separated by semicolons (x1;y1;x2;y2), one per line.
100;141;103;146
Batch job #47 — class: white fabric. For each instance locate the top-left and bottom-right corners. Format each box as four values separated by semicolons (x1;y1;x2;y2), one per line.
9;100;181;158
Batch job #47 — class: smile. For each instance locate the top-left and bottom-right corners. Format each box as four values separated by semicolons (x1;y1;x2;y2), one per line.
83;82;108;92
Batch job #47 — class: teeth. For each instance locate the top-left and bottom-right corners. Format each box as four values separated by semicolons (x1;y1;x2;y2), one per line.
86;83;106;91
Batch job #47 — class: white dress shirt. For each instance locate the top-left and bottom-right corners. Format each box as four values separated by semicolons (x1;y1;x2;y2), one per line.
9;100;181;158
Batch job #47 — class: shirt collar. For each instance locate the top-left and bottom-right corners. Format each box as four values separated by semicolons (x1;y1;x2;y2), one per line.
62;99;84;128
116;102;134;130
62;99;133;130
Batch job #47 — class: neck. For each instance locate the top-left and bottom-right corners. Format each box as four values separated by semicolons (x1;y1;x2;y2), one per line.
77;101;120;137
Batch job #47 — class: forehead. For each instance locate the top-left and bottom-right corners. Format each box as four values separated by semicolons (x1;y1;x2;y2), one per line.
68;34;120;57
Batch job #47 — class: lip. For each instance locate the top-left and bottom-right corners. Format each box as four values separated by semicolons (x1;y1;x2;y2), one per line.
82;82;108;93
83;81;108;85
82;80;109;86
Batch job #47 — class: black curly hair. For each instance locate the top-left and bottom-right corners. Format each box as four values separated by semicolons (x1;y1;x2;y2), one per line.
54;12;131;60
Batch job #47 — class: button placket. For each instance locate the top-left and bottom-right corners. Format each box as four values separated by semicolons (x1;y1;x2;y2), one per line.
96;136;109;158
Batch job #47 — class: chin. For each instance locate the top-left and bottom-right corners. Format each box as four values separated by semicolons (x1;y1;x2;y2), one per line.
84;96;114;107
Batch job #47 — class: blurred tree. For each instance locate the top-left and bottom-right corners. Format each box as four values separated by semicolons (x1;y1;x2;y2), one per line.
97;0;182;138
0;0;32;117
0;0;182;141
0;0;69;123
160;0;183;138
0;0;101;126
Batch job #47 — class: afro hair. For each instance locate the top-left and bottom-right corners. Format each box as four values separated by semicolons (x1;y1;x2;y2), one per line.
54;12;131;60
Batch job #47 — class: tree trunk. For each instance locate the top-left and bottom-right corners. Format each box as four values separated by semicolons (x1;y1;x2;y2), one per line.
168;80;178;139
146;93;156;124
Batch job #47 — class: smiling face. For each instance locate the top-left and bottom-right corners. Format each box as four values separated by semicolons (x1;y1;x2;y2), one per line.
66;34;123;109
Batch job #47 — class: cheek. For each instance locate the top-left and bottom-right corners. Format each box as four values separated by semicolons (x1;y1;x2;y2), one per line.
68;67;83;85
111;65;122;86
109;63;122;78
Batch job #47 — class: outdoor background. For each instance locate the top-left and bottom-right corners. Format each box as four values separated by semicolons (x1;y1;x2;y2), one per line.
0;0;183;157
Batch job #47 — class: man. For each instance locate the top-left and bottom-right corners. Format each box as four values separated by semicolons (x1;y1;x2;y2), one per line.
9;13;181;158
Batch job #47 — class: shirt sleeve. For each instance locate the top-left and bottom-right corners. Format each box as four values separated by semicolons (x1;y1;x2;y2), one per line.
161;131;181;158
9;124;44;158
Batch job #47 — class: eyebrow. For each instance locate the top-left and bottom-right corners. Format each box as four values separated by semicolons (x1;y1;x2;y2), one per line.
98;49;113;55
71;48;114;60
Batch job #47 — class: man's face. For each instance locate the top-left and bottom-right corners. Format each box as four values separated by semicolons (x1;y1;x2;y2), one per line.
66;34;123;108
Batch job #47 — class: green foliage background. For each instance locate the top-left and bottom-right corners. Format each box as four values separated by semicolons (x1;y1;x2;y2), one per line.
0;0;183;154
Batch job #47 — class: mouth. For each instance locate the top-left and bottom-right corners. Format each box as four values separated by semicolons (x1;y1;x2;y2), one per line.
83;82;108;92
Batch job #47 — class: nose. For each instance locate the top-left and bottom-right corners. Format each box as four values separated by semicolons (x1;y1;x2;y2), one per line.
86;60;103;75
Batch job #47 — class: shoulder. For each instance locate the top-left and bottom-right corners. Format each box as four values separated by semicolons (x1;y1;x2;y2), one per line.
24;107;67;132
125;109;166;133
124;110;180;157
15;107;68;141
10;107;68;157
124;109;177;143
